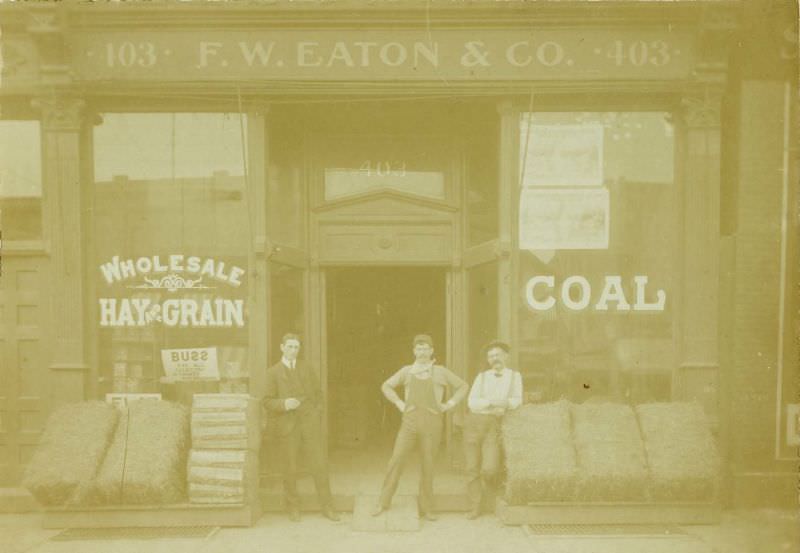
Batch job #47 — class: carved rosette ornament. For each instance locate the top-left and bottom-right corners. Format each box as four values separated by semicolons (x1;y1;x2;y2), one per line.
30;97;86;132
679;88;723;130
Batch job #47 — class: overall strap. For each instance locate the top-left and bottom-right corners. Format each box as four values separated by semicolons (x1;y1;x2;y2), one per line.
504;370;516;401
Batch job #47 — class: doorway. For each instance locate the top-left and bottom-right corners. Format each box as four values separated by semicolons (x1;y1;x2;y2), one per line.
325;267;446;460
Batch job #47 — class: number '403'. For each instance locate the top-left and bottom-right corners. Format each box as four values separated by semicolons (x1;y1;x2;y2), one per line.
607;40;671;67
106;42;158;68
358;161;407;177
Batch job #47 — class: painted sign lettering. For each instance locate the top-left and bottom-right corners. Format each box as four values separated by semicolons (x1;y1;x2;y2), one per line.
98;254;247;328
71;29;692;81
525;275;666;312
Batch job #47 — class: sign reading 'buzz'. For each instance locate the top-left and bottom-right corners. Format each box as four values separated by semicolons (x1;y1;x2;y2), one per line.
71;29;692;81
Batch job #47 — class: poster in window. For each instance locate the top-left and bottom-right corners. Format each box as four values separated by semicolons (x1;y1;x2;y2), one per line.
161;347;220;381
519;120;604;187
519;188;610;250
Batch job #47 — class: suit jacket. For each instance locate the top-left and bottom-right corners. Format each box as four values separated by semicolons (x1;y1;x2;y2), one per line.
263;359;323;436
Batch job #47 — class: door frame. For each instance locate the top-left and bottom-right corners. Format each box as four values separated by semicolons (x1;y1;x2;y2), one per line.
310;262;462;463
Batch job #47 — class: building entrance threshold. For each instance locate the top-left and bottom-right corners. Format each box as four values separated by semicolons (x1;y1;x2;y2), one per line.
260;444;468;513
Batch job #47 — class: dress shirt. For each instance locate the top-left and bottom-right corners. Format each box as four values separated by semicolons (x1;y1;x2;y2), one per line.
467;367;523;415
282;356;297;410
381;362;468;412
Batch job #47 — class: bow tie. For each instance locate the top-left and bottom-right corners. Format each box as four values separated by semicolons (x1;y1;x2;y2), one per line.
493;371;504;377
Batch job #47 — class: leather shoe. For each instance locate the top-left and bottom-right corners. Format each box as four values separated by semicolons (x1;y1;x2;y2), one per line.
370;504;388;517
420;511;438;521
288;508;301;522
322;507;340;522
466;508;481;520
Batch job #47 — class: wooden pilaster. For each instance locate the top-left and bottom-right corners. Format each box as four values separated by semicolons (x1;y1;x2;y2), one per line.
33;96;89;406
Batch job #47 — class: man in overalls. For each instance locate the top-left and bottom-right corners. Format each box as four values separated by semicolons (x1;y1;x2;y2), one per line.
464;340;523;519
371;334;468;521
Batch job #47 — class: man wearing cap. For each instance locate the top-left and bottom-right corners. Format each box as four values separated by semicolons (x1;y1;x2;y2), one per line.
464;340;523;519
263;333;339;523
371;334;468;521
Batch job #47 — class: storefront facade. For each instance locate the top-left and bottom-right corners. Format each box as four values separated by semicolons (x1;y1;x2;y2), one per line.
0;1;796;507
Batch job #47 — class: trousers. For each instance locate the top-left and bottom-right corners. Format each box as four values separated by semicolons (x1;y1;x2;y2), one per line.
278;411;333;511
378;409;443;514
463;413;502;511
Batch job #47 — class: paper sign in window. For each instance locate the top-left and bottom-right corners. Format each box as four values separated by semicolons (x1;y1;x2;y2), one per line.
519;188;610;250
519;121;604;187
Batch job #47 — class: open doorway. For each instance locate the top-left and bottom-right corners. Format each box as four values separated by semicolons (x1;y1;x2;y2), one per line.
325;267;446;459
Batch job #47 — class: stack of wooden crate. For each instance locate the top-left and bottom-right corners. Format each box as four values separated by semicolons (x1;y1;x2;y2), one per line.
187;394;260;505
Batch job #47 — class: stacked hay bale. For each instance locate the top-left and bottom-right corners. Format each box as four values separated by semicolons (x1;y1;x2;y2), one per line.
571;402;649;501
23;402;119;506
636;402;720;501
187;394;260;505
86;400;190;505
502;400;579;504
187;450;247;504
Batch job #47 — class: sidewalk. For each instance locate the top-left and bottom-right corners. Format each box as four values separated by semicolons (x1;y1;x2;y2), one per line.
1;508;797;553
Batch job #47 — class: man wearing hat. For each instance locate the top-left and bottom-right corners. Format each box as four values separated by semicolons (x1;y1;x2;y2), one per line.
371;334;468;521
463;340;523;519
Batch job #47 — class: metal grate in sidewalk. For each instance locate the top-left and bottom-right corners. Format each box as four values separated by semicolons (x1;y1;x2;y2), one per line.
525;524;686;537
50;526;219;541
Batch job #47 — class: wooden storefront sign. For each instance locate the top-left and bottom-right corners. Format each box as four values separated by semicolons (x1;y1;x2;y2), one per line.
70;28;693;81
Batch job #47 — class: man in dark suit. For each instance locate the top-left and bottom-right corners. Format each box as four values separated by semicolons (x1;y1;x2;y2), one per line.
263;333;339;522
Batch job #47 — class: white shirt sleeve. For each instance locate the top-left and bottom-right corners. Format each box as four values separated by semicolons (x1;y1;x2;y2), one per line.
508;371;523;410
467;372;490;412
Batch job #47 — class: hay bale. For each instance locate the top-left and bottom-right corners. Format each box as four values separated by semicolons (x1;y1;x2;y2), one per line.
188;449;246;468
192;393;250;411
122;400;189;504
188;466;246;487
636;402;720;501
22;402;119;506
187;449;255;505
502;400;579;504
571;402;649;501
188;483;244;504
190;394;260;451
86;400;189;505
82;407;130;506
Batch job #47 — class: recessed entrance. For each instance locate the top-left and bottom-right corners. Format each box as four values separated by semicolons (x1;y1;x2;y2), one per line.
325;266;446;460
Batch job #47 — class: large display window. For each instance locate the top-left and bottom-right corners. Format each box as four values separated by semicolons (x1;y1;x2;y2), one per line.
0;121;41;241
92;113;252;400
517;111;676;403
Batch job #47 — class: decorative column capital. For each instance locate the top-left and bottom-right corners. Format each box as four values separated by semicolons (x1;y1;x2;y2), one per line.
31;96;86;132
677;86;724;130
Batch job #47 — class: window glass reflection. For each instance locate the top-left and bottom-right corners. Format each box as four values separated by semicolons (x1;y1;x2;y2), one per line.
93;113;250;401
0;121;41;240
517;112;675;404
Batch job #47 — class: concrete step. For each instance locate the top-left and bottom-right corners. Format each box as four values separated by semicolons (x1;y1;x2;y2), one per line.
259;490;471;513
351;494;419;532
